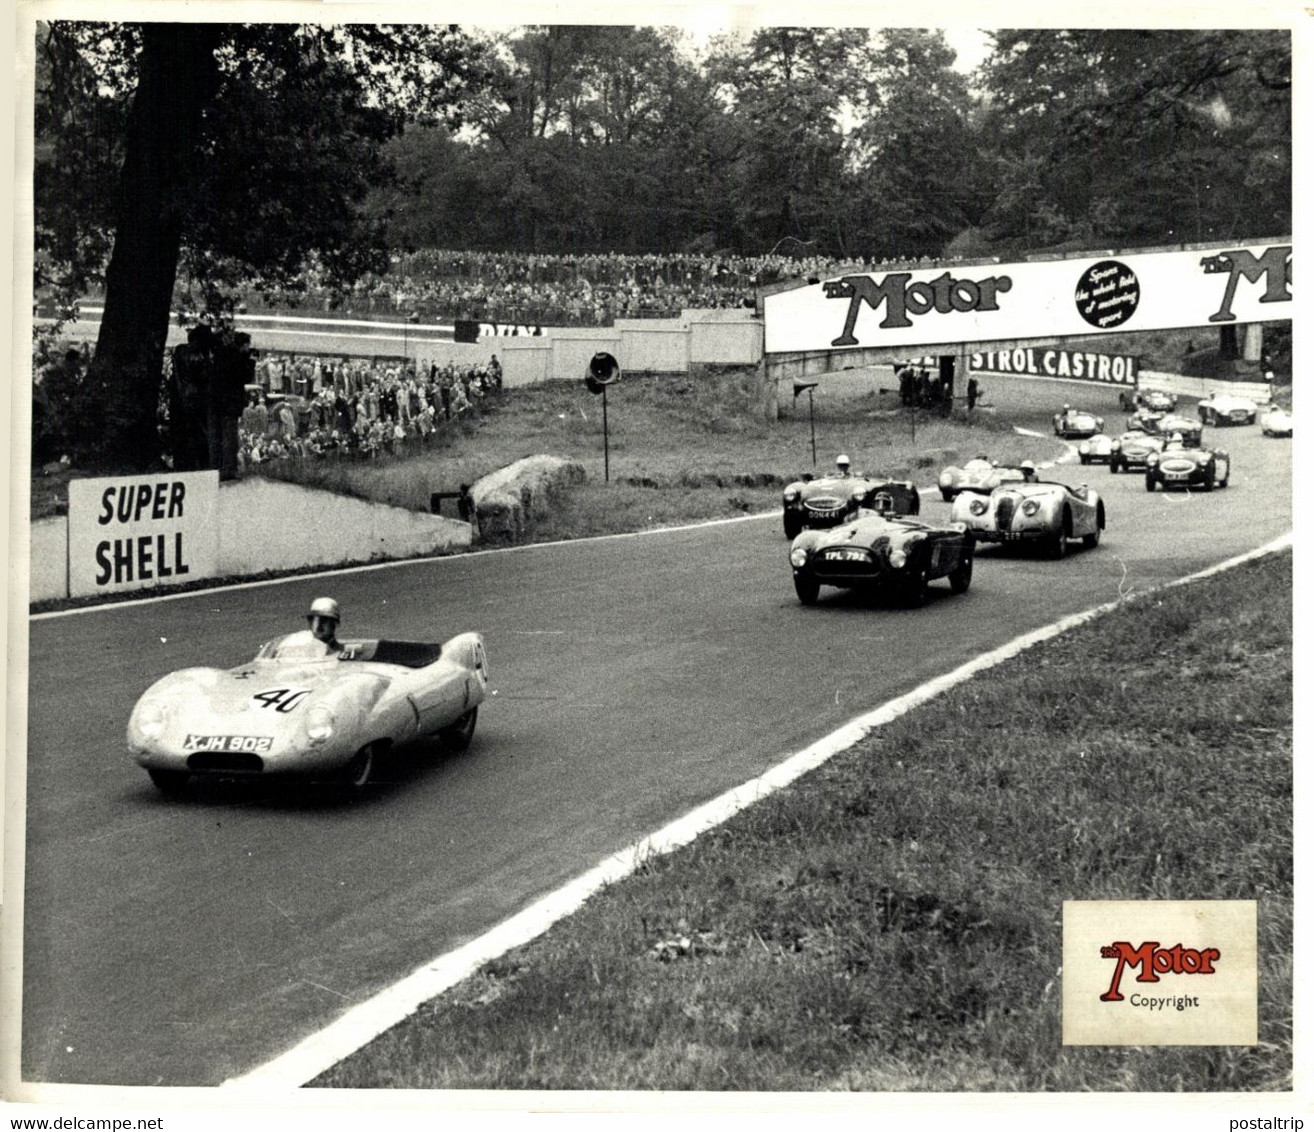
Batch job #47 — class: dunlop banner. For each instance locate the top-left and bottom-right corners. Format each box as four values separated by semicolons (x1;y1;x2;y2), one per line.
764;242;1291;354
68;471;220;598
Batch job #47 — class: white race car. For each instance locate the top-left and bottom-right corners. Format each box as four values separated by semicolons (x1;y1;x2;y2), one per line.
1260;406;1293;437
128;629;490;795
1197;392;1258;426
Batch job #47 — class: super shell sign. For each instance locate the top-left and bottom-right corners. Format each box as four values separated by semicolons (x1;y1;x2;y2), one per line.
763;243;1291;355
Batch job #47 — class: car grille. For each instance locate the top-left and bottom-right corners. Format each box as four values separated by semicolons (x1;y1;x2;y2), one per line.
1228;410;1249;422
995;495;1016;529
187;752;265;774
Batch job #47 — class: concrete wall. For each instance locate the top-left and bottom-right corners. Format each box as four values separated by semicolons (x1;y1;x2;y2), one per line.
216;479;470;576
617;324;690;374
500;338;554;388
689;315;764;366
1140;370;1273;404
29;518;68;603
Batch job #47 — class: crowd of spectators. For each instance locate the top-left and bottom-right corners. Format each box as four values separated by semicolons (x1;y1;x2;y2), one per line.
236;352;502;470
232;248;883;328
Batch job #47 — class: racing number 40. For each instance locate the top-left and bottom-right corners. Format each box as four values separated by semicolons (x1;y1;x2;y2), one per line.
252;687;310;713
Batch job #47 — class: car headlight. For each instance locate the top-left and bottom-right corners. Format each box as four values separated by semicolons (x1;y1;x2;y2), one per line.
1079;442;1090;454
305;704;337;746
888;548;907;568
789;547;810;568
1111;440;1121;450
1146;453;1159;465
783;489;799;503
134;699;171;741
939;471;953;486
1021;500;1040;516
1096;418;1104;429
969;499;987;516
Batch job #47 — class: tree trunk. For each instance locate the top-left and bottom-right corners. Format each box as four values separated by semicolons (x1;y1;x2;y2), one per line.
86;24;221;471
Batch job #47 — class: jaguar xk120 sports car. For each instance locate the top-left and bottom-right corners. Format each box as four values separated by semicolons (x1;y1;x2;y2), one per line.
937;457;1026;501
1197;392;1258;426
1261;406;1293;437
1118;387;1179;413
788;511;974;605
949;480;1104;558
1053;408;1105;439
781;473;920;537
1145;443;1231;492
1107;430;1165;474
127;629;490;795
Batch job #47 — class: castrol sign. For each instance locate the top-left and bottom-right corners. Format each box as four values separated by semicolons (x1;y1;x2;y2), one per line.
68;471;220;598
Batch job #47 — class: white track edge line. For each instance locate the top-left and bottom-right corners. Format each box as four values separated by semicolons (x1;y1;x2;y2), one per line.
220;530;1292;1091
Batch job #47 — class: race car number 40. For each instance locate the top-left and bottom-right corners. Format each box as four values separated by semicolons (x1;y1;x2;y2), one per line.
251;687;311;713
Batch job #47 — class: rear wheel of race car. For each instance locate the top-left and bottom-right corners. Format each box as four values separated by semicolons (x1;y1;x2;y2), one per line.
148;768;190;796
439;707;479;752
793;574;820;605
948;547;974;594
783;513;802;539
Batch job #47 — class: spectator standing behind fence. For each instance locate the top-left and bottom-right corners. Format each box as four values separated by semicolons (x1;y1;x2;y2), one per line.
967;376;980;412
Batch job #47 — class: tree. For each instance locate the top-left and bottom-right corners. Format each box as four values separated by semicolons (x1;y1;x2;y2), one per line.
977;29;1290;251
34;21;486;470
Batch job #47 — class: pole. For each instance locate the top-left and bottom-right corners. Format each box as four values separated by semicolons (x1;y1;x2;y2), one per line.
602;384;610;482
808;388;817;467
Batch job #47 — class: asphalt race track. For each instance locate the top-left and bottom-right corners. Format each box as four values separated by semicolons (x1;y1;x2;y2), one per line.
21;418;1291;1086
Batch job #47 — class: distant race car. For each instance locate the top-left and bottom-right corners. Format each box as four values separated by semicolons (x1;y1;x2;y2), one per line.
936;457;1027;501
1053;408;1105;439
950;480;1105;558
1107;430;1165;474
1197;392;1258;426
788;511;974;606
1126;408;1167;435
1118;388;1179;413
781;473;920;538
1077;435;1115;464
1260;407;1293;437
127;629;490;795
1158;414;1204;447
1145;442;1231;492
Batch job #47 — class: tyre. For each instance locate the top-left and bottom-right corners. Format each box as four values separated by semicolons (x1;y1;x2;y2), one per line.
1218;463;1230;488
338;744;375;793
783;513;802;540
1083;509;1103;549
1109;458;1120;474
941;489;954;503
793;574;820;605
148;768;189;796
900;573;928;607
948;547;973;594
1202;464;1216;492
1079;454;1090;465
1145;474;1156;492
907;493;921;516
439;707;478;752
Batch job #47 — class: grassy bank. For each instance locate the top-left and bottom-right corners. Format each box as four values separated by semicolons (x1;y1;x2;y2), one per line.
317;550;1292;1092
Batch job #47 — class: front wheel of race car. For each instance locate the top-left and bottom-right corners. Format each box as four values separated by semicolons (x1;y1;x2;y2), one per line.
793;574;820;606
337;743;375;794
948;549;974;594
783;513;802;539
439;707;479;752
148;768;190;796
941;489;954;503
1145;474;1156;492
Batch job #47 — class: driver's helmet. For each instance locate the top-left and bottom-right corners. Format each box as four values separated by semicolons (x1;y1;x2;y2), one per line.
835;454;851;472
1020;460;1036;474
1168;432;1184;447
1063;403;1071;412
307;596;341;624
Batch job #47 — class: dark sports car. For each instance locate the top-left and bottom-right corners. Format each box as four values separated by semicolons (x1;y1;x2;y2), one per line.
781;473;920;538
1107;430;1165;474
788;511;974;606
1145;443;1231;492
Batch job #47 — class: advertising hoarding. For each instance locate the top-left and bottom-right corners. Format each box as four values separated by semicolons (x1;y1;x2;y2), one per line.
764;243;1291;355
67;471;220;598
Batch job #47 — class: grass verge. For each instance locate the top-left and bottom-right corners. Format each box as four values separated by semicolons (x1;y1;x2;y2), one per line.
315;549;1292;1092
